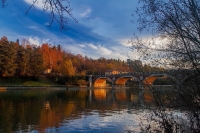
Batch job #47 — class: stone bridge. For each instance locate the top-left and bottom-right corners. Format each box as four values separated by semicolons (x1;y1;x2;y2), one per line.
88;69;194;88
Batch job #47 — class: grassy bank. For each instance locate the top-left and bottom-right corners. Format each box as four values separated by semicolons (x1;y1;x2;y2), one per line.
0;75;59;86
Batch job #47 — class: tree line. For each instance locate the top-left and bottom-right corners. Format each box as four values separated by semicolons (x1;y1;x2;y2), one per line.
0;36;163;79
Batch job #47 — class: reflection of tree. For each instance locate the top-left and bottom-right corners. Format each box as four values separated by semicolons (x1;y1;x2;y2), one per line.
0;89;163;132
0;101;14;133
38;105;60;132
0;99;42;132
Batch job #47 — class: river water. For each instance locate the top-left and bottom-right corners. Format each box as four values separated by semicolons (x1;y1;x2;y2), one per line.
0;87;188;133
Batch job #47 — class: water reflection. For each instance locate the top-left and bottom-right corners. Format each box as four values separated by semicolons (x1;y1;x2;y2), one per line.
93;89;107;100
0;87;178;133
44;101;50;109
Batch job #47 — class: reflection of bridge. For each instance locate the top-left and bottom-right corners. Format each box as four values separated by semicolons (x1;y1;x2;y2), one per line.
89;87;165;105
88;70;193;88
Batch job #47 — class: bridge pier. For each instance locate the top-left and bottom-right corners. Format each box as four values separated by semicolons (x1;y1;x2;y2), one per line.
139;89;144;105
89;89;92;102
88;75;93;88
139;82;144;89
112;83;115;89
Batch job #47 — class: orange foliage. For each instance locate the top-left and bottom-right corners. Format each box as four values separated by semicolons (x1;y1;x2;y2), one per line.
39;43;63;71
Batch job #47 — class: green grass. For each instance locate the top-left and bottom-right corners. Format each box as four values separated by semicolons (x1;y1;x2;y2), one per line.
22;81;50;86
0;75;59;86
38;75;59;85
0;77;23;86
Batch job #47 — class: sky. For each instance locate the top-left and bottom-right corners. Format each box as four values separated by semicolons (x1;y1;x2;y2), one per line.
0;0;143;60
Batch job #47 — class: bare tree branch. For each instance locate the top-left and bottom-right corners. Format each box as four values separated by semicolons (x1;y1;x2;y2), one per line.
131;0;200;132
1;0;78;30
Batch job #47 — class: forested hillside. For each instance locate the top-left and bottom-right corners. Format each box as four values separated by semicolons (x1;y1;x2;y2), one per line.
0;36;163;80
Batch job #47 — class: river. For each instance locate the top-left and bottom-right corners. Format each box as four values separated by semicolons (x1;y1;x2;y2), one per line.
0;86;192;133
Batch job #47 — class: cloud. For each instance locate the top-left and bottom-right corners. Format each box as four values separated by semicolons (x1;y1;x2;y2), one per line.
63;42;130;60
87;43;112;55
118;39;132;47
2;0;143;61
28;26;39;29
64;43;87;56
44;22;50;26
23;0;44;10
87;43;113;55
27;36;50;46
88;43;98;50
80;8;91;18
98;45;112;55
78;44;85;48
28;36;40;46
42;39;50;44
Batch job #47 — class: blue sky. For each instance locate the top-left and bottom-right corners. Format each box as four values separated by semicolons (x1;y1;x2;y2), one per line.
0;0;142;60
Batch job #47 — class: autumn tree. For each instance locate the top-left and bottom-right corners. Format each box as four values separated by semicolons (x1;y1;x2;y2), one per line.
16;46;30;76
27;46;44;77
40;43;51;69
47;45;63;73
0;37;17;77
60;58;75;77
39;43;64;75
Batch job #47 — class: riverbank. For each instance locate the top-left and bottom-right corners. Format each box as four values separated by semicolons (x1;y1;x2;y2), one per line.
0;83;90;90
0;75;60;86
0;86;136;91
0;75;88;88
0;86;68;90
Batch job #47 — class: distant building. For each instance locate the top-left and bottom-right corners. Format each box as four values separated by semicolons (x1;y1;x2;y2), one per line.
120;71;129;75
43;69;52;74
105;70;120;76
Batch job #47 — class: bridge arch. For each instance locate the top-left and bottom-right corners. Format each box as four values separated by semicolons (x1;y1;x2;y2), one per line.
93;77;113;87
181;73;199;85
115;76;140;86
143;74;179;85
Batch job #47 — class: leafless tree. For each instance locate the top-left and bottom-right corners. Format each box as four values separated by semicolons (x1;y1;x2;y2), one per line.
131;0;200;132
130;0;200;69
1;0;78;30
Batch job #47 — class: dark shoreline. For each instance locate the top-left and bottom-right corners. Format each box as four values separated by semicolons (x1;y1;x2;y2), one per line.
0;86;133;91
0;85;72;90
